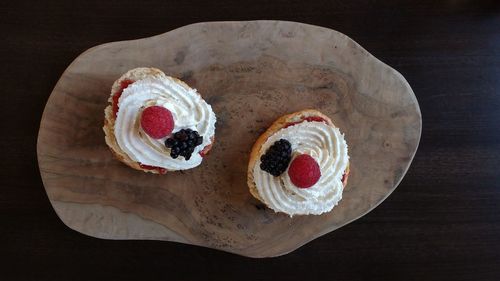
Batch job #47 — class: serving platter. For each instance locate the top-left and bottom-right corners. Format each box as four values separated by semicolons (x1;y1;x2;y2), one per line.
37;21;421;257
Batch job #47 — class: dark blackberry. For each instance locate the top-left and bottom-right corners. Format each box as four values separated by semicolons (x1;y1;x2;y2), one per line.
188;130;198;140
195;136;203;145
164;129;205;160
165;138;176;148
174;130;188;141
259;139;292;176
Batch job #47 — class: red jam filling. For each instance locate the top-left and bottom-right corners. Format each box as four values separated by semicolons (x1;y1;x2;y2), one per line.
341;172;347;183
284;116;327;128
199;143;212;157
112;79;134;117
139;164;167;174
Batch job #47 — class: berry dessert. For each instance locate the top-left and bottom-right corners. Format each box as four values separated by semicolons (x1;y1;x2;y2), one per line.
247;109;350;216
103;67;216;174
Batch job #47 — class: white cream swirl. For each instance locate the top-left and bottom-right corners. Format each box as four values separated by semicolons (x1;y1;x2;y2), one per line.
114;74;216;170
253;121;349;216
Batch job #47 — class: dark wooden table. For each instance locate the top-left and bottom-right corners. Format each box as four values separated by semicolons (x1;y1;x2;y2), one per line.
2;0;499;280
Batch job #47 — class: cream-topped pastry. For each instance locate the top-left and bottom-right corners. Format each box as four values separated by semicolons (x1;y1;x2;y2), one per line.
103;67;216;174
247;110;350;216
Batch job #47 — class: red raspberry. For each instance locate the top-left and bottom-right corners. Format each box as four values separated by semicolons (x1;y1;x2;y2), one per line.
288;154;321;188
140;106;174;139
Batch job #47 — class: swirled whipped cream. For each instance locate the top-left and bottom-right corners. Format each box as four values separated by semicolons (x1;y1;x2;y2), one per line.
114;75;216;170
253;121;349;216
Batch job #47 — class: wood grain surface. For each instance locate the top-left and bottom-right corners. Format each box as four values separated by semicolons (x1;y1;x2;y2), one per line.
2;0;500;280
37;21;421;257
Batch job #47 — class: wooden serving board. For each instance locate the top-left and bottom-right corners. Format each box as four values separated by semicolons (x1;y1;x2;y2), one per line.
37;21;421;257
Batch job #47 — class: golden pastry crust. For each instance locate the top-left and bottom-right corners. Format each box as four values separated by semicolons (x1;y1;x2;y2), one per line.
103;67;214;174
247;109;350;201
